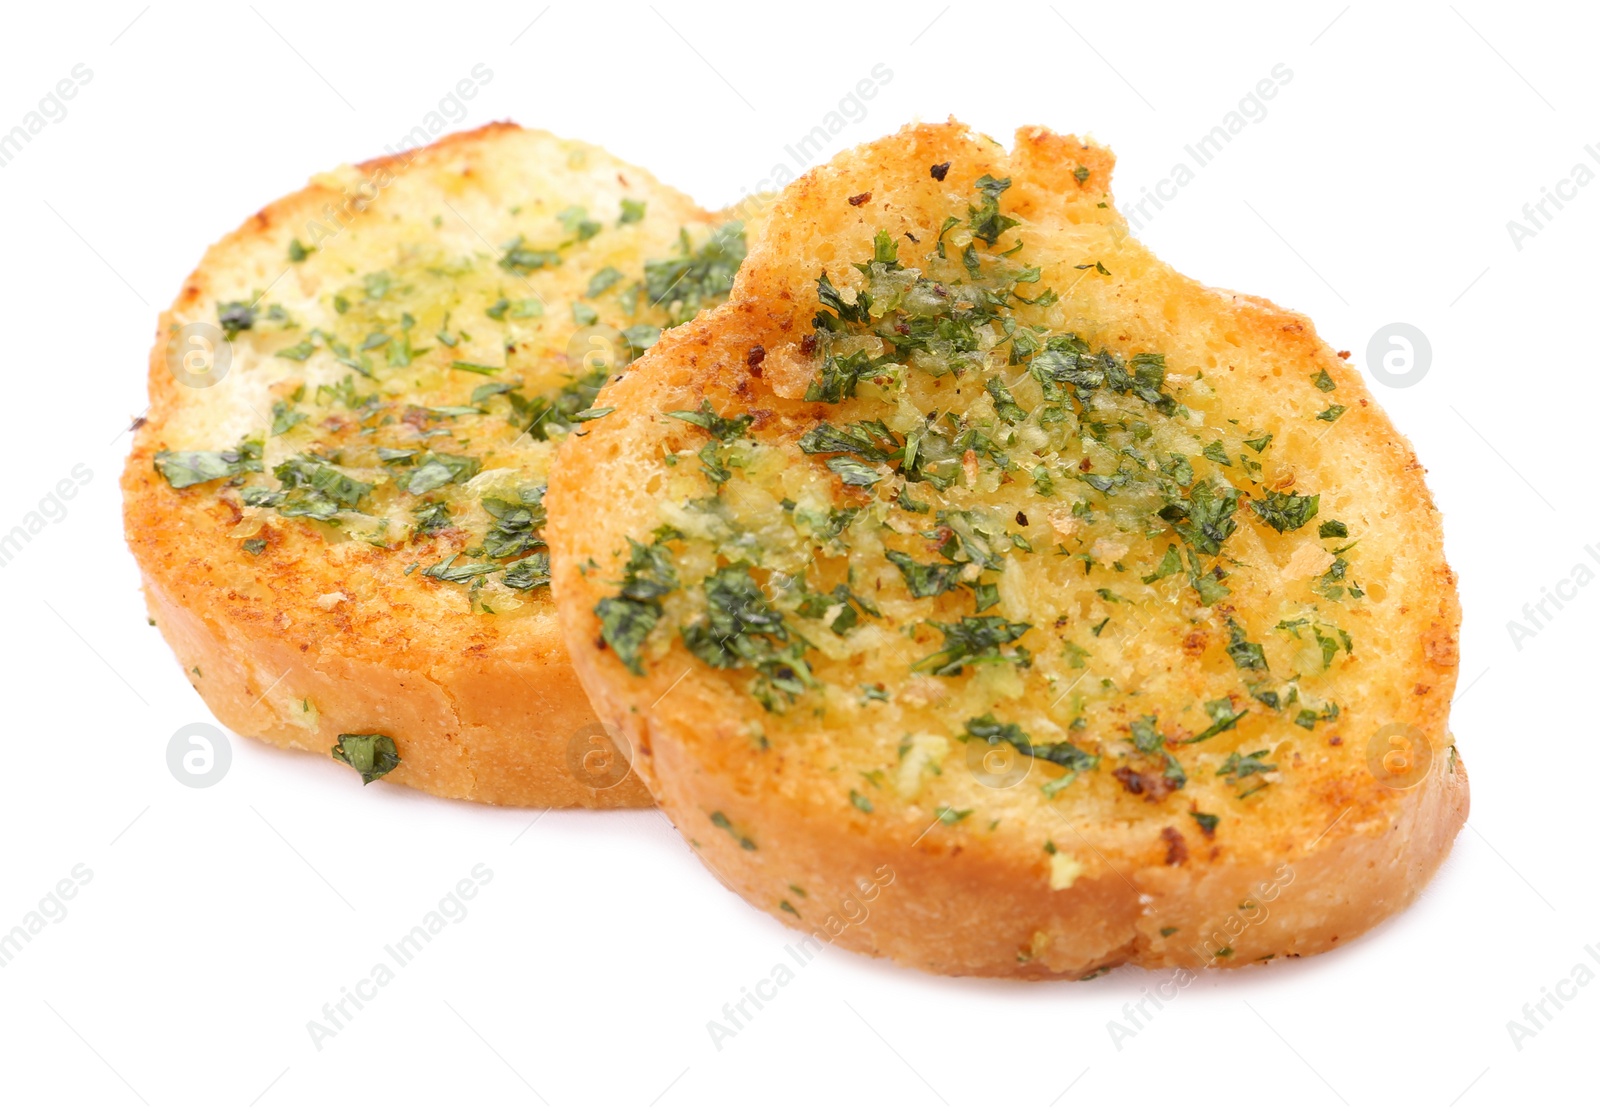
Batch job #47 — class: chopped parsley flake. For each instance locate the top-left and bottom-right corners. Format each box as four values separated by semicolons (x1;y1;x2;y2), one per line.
217;300;256;340
1218;749;1277;786
595;539;680;674
498;236;560;274
276;340;315;362
1142;544;1183;584
1250;489;1320;533
965;715;1098;773
915;616;1031;676
885;551;966;598
644;222;746;326
586;266;625;298
1225;619;1268;673
1187;699;1248;744
153;438;263;489
401;452;480;495
332;733;400;784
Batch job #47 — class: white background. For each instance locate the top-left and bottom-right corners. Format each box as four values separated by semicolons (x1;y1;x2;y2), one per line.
1;2;1595;1109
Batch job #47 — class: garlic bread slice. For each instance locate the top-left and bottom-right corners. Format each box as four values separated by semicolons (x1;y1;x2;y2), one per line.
548;121;1466;974
123;123;747;806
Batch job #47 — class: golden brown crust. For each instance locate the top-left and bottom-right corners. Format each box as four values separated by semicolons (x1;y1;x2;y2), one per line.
548;120;1467;973
123;122;739;806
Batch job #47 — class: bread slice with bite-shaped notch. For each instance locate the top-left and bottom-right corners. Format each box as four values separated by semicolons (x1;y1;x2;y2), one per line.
547;120;1466;975
123;122;752;806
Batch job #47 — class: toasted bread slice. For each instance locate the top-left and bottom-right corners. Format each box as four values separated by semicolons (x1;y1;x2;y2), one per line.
124;122;750;806
547;121;1467;974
